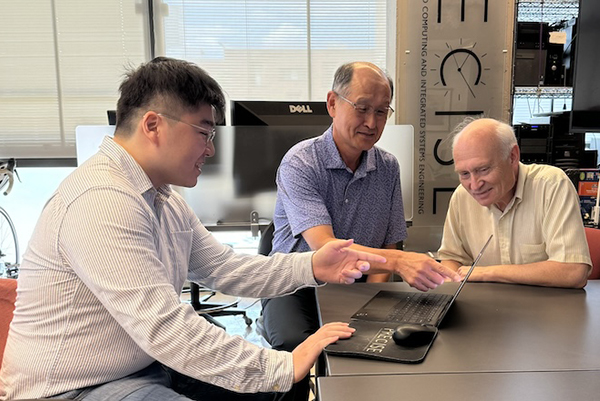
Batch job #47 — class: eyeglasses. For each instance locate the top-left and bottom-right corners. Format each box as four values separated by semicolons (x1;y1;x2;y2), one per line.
334;92;394;119
158;113;216;142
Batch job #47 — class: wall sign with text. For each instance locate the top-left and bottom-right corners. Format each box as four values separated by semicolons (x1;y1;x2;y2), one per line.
395;0;514;250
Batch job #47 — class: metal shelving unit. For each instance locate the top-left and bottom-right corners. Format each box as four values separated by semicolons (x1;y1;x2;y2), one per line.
513;86;572;99
518;0;579;23
512;0;579;123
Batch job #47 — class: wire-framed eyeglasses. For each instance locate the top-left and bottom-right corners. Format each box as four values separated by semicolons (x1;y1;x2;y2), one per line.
158;113;216;142
334;92;394;119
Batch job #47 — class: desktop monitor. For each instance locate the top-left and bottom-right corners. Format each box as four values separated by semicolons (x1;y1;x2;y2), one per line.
75;125;115;165
231;100;332;126
230;100;332;197
232;125;326;197
570;0;600;133
107;110;117;125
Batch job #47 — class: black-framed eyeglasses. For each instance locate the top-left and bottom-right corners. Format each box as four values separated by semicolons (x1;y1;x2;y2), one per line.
158;113;216;142
334;92;394;119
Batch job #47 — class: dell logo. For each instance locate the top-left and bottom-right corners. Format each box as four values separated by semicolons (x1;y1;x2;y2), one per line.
289;105;314;114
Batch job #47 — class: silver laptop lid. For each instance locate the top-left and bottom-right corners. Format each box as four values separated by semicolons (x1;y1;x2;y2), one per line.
447;234;494;305
433;234;494;325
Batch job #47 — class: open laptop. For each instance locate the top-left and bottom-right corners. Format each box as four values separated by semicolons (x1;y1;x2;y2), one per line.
351;234;493;328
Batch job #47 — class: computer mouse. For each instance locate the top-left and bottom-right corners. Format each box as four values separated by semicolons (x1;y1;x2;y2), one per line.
392;324;437;347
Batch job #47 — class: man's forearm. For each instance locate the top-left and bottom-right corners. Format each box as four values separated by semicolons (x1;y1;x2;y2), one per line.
460;261;590;289
440;259;461;271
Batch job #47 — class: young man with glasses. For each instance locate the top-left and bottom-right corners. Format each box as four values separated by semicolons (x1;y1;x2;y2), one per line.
0;57;387;401
261;62;461;401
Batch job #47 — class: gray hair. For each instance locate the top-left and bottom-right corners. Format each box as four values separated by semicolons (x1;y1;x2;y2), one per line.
451;117;517;159
331;62;394;99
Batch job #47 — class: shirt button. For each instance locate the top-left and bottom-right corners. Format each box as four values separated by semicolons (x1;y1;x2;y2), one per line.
272;384;281;391
344;199;349;204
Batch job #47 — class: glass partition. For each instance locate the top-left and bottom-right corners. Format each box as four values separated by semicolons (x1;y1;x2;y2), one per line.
75;124;414;228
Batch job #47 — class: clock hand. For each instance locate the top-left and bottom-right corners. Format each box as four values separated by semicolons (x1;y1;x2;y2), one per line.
450;46;475;97
458;68;476;98
459;53;470;70
447;44;476;97
459;43;477;69
448;45;462;70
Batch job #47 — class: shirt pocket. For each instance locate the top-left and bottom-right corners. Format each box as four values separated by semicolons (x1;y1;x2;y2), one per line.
520;242;547;264
169;229;193;288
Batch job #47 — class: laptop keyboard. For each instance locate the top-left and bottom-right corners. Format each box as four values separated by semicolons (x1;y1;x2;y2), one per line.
386;292;449;325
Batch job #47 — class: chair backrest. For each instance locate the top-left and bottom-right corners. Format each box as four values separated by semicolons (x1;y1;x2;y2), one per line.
0;278;17;367
258;222;275;256
585;227;600;279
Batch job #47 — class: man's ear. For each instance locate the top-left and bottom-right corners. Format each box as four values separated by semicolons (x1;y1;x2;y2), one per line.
141;111;161;144
510;144;520;164
326;91;337;118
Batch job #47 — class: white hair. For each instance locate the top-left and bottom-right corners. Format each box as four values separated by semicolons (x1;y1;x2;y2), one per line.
451;117;517;159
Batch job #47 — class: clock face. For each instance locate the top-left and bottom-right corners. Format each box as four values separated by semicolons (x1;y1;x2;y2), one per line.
432;40;490;107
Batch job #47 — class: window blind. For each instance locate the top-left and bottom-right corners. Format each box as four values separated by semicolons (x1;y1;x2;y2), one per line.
155;0;390;108
0;1;391;159
0;1;149;159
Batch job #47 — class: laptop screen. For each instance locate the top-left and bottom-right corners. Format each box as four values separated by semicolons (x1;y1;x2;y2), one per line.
349;234;494;327
437;234;494;321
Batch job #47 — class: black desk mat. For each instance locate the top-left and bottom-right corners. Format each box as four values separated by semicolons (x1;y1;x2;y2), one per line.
325;320;437;364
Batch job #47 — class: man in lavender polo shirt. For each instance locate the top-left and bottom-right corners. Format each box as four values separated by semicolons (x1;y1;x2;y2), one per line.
261;62;460;401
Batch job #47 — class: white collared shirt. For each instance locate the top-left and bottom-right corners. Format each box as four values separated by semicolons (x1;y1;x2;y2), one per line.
1;137;316;399
439;163;591;268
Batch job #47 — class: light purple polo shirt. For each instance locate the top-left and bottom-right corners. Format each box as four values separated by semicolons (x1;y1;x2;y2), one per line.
271;126;407;255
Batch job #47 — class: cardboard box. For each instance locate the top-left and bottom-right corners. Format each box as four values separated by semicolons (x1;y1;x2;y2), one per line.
579;181;598;197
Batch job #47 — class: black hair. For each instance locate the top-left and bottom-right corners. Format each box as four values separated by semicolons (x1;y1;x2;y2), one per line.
115;57;226;134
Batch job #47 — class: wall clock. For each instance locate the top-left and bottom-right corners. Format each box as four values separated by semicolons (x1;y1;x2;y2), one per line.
432;39;491;115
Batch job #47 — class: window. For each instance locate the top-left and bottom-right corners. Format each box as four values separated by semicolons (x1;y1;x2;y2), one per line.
0;1;149;160
1;1;394;160
1;167;75;256
155;0;392;109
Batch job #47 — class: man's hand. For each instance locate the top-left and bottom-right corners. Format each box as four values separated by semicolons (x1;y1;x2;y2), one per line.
312;239;387;284
291;322;355;382
395;251;462;291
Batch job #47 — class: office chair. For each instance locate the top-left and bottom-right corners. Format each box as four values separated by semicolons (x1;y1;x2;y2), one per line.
256;221;319;395
0;277;17;365
257;221;275;257
254;221;274;337
254;221;275;341
186;282;252;329
585;227;600;279
0;278;71;401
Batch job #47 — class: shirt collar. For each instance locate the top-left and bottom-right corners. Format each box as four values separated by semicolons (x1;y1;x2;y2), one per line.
99;136;173;200
513;162;527;203
322;125;377;176
493;162;525;215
